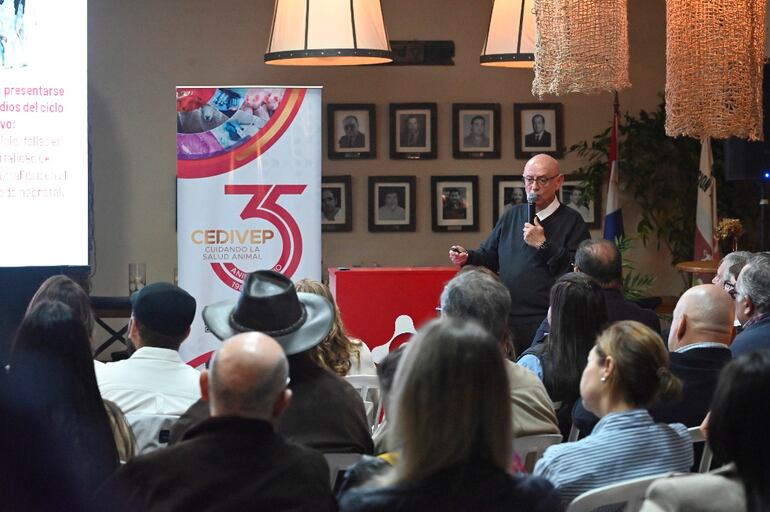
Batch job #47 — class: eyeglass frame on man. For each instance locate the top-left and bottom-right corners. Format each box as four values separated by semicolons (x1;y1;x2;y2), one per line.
523;174;561;187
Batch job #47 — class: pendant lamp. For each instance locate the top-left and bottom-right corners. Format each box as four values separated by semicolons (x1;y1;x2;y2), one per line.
480;0;536;68
265;0;393;66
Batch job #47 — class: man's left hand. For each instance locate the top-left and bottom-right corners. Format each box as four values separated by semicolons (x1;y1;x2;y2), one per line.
523;217;546;248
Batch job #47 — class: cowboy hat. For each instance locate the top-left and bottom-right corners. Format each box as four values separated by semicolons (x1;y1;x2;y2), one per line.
202;270;333;355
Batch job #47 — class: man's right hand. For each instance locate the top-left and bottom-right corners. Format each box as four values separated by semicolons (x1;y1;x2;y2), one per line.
448;245;468;266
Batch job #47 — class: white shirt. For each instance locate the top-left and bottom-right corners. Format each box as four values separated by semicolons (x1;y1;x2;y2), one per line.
96;346;201;415
536;197;560;222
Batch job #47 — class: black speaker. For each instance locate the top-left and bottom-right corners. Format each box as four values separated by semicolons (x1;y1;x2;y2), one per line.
723;62;770;182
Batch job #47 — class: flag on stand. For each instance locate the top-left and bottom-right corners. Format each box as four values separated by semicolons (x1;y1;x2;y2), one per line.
603;92;624;243
694;136;719;273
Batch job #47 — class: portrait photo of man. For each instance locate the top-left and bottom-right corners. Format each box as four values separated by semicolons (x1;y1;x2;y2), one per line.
377;187;407;222
399;114;426;148
524;113;552;148
442;187;467;220
321;187;342;223
563;185;591;222
337;115;366;149
462;114;491;149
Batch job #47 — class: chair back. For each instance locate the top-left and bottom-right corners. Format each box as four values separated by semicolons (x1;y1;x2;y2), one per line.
567;472;671;512
125;412;179;455
345;374;382;431
687;426;714;473
513;433;562;472
323;453;364;489
568;424;580;442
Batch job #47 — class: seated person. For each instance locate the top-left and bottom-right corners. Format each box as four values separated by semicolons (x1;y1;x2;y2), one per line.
641;351;770;512
517;273;607;436
731;253;770;356
96;282;200;416
95;333;335;511
440;269;559;437
171;271;373;454
534;321;693;505
339;318;561;511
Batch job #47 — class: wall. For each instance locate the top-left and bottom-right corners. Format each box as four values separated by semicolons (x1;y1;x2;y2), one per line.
88;0;690;297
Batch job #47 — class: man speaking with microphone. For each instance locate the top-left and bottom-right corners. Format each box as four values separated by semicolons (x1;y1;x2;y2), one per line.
449;154;590;356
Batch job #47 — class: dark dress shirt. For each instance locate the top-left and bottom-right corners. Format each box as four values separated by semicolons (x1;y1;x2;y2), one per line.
95;417;335;512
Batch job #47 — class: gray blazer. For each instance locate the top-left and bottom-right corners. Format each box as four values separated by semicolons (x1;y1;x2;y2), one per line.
640;465;746;512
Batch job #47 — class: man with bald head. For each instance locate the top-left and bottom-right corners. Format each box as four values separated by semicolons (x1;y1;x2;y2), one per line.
97;333;334;511
649;285;734;427
449;154;590;355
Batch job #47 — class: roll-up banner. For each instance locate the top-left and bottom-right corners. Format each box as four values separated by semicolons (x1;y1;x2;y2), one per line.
176;86;321;366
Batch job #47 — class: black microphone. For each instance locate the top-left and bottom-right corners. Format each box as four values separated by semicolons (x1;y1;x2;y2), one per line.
527;192;537;224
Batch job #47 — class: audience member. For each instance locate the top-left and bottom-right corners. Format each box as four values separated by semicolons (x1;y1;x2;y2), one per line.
649;284;733;426
9;301;119;496
641;351;770;512
339;318;561;511
712;250;752;293
95;333;335;511
25;274;136;460
532;238;661;344
517;272;607;436
172;270;373;454
295;278;376;377
534;321;692;505
96;282;200;417
26;274;96;341
372;344;406;453
731;253;770;356
440;270;559;437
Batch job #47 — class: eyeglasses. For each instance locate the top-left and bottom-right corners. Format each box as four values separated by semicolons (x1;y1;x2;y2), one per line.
523;174;560;186
723;281;737;299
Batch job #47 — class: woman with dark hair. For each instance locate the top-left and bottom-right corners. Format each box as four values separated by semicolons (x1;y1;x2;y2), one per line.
517;272;607;435
641;351;770;512
339;318;561;511
26;274;137;461
9;301;120;494
535;321;693;505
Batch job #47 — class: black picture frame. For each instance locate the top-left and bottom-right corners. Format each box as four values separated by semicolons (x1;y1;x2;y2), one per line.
327;104;376;159
389;103;437;160
321;175;352;232
368;176;417;232
492;174;526;227
431;175;479;232
452;103;501;159
561;176;602;229
514;103;564;159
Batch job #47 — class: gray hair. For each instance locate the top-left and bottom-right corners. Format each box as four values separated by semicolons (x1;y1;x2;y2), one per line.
720;251;752;283
737;253;770;314
209;350;289;417
440;270;511;343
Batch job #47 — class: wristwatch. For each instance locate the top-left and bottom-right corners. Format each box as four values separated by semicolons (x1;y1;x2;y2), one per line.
537;240;551;252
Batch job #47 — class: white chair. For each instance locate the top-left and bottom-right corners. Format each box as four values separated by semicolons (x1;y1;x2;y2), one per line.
345;374;382;431
687;426;714;473
125;412;179;455
567;472;672;512
323;453;364;488
514;433;562;472
568;424;581;442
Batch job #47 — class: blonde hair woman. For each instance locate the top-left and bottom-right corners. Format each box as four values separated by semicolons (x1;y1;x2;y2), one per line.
534;321;693;505
294;279;375;377
339;318;561;511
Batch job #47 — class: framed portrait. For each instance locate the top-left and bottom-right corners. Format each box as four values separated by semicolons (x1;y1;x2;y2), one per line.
368;175;417;232
492;174;526;227
514;103;564;159
327;104;376;159
389;103;437;160
560;177;602;229
452;103;501;159
431;175;479;232
321;175;352;232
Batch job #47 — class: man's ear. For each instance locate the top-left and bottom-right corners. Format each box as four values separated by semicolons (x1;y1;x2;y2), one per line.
603;355;615;382
199;369;209;402
744;296;755;319
676;313;688;342
272;389;292;420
